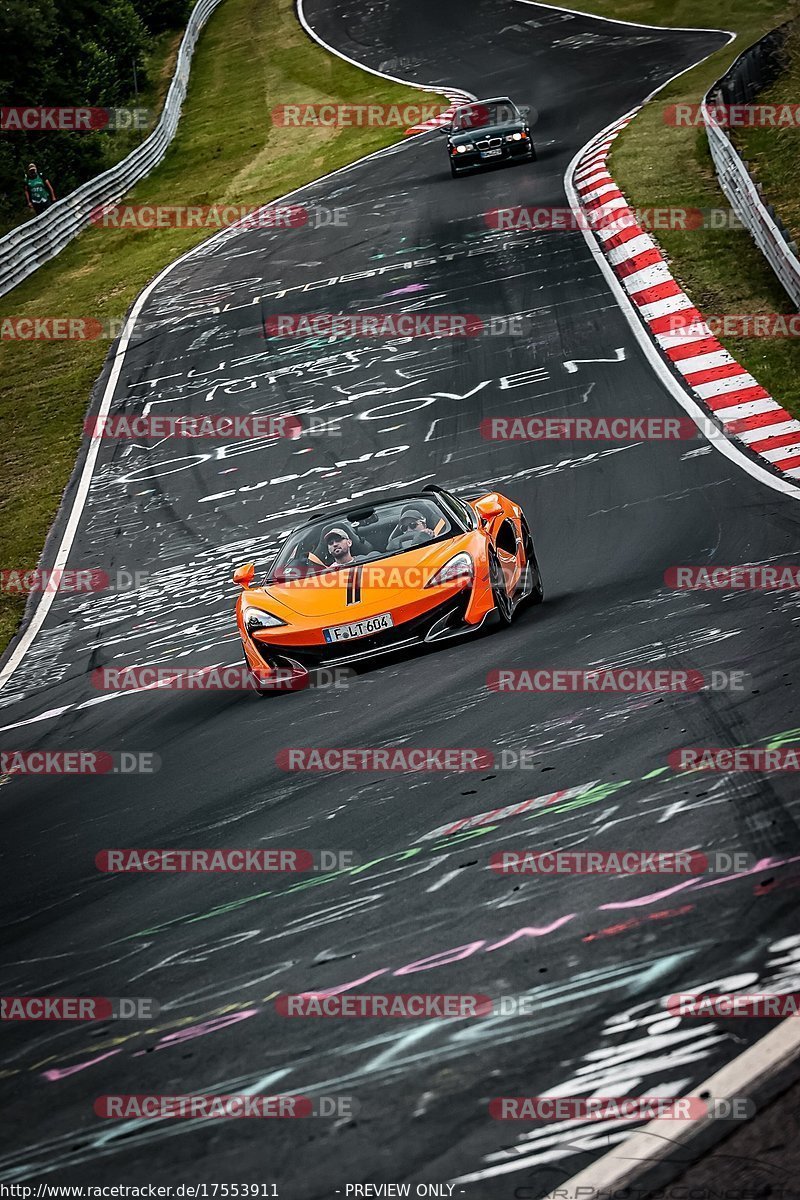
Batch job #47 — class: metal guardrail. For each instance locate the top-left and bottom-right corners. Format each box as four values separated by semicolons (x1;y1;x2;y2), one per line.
0;0;226;300
703;23;800;310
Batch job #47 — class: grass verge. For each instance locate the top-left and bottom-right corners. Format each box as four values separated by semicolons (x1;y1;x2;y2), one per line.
734;19;800;245
0;0;444;650
574;0;800;420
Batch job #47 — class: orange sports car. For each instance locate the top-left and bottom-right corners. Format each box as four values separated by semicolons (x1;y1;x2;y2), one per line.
232;484;542;693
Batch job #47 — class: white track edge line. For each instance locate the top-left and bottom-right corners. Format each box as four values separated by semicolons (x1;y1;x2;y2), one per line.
545;1016;800;1199
515;0;735;36
296;0;477;101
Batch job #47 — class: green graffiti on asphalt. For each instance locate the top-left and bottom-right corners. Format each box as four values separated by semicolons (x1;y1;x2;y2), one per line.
123;723;800;941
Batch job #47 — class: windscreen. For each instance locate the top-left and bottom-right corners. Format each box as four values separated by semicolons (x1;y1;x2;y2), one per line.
268;496;460;582
452;101;520;131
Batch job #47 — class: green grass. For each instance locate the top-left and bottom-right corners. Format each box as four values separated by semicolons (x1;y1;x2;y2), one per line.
735;19;800;245
576;0;800;417
0;0;444;650
108;29;187;166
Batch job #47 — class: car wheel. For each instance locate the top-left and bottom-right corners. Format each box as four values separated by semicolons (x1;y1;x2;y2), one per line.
450;161;461;178
520;519;544;606
528;145;537;162
489;549;515;626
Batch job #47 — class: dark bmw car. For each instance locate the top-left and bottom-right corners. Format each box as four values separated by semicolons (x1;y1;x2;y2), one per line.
446;97;536;177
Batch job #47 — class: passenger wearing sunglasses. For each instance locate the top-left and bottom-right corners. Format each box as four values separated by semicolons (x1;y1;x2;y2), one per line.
387;508;436;552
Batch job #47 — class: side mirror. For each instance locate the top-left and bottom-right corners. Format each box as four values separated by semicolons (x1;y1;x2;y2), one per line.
442;122;452;134
233;562;256;588
474;495;503;523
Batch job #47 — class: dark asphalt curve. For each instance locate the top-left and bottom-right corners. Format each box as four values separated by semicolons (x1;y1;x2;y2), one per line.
1;2;799;1196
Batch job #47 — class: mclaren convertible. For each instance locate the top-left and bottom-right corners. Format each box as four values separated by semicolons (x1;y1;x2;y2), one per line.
232;484;543;693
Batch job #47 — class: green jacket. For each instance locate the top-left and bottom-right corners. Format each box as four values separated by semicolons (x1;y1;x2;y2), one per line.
27;173;50;205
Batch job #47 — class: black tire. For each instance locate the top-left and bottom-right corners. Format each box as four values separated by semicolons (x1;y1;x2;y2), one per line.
450;161;461;178
520;519;544;606
489;549;515;626
528;144;537;162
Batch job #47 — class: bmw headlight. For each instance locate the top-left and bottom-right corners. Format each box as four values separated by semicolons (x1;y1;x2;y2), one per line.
507;132;523;142
244;605;286;633
425;552;474;588
456;143;474;154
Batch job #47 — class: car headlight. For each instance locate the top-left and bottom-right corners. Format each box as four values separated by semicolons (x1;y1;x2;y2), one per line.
425;552;474;588
507;132;523;141
243;605;286;633
456;145;467;154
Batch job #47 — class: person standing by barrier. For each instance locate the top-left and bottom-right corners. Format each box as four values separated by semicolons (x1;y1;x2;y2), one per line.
24;162;56;216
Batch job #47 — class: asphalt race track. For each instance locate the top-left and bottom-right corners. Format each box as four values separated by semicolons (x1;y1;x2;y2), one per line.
2;1;800;1195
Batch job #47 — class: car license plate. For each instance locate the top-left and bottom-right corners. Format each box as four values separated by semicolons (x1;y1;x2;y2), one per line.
324;613;394;643
481;148;502;158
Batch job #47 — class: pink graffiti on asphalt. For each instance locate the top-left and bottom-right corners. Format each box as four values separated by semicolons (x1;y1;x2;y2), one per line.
40;854;799;1080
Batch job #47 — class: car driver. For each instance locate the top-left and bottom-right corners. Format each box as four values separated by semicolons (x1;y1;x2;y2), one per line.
324;526;357;566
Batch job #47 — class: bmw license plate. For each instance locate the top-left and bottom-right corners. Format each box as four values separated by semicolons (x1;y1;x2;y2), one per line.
481;148;502;158
324;612;394;643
